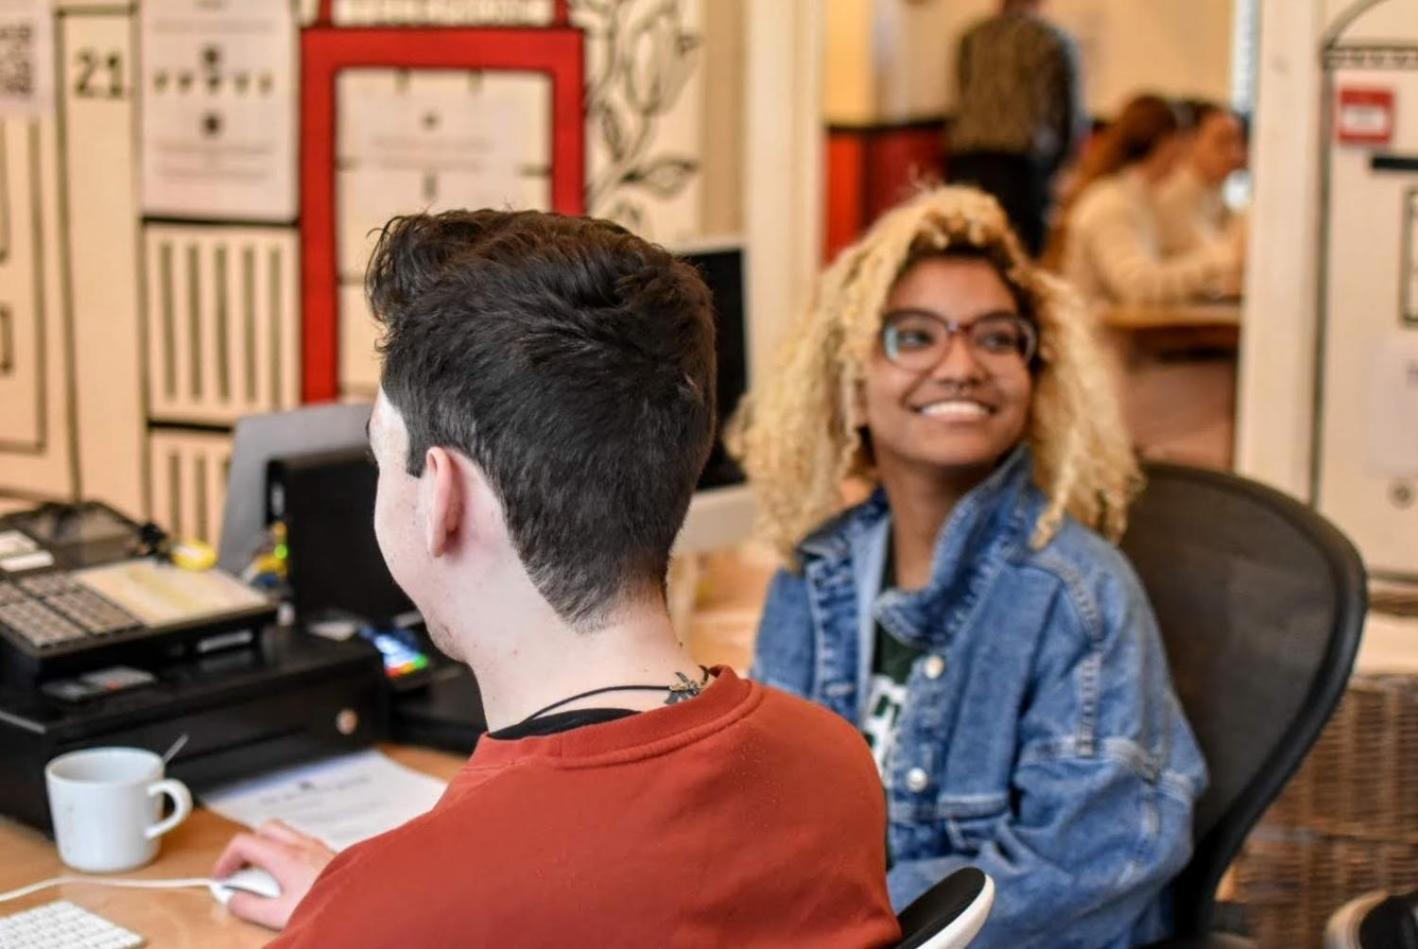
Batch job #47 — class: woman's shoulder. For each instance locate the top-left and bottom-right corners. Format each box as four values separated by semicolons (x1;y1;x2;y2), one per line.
1012;511;1150;635
1068;173;1135;225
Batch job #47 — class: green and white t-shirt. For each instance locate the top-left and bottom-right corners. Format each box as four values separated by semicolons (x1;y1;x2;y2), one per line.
861;548;922;775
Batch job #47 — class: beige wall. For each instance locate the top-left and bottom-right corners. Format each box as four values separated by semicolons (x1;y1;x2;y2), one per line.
701;0;746;234
1;0;773;541
826;0;1238;123
825;0;876;123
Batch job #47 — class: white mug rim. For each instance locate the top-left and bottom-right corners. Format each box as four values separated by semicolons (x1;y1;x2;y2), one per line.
46;746;165;787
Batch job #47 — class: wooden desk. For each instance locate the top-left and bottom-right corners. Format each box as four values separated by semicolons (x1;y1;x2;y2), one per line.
0;745;466;947
1099;303;1241;357
1098;302;1242;331
1098;303;1242;471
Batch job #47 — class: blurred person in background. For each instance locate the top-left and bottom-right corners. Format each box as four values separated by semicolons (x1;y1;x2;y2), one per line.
1057;93;1244;306
1154;100;1249;257
947;0;1085;256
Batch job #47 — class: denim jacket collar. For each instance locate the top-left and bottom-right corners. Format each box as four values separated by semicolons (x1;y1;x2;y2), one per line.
798;445;1040;654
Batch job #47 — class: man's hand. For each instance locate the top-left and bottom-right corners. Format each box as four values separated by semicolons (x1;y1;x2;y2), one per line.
211;820;335;931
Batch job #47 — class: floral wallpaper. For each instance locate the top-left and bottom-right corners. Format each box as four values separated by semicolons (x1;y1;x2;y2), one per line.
574;0;704;240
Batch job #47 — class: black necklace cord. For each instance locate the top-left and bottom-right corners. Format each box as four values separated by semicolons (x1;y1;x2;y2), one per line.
514;667;713;728
519;685;669;724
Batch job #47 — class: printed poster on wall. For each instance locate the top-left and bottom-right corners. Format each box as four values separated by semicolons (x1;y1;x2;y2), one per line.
336;70;547;279
0;0;54;117
140;0;296;222
334;69;550;397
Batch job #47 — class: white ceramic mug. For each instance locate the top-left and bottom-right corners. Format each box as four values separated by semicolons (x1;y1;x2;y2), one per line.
45;747;193;873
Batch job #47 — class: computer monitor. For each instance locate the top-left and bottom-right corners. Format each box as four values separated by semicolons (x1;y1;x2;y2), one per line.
218;402;373;574
673;238;757;553
677;240;748;491
267;447;414;627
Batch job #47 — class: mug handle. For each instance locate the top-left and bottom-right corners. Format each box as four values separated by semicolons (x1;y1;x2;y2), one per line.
145;778;193;840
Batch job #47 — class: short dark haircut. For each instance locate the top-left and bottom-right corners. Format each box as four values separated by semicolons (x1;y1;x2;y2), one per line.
367;209;716;630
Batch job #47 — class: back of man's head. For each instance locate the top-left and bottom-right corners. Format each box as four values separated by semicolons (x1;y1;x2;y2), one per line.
367;209;716;631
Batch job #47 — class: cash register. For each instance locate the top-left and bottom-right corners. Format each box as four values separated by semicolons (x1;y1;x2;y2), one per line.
0;502;276;687
0;501;386;832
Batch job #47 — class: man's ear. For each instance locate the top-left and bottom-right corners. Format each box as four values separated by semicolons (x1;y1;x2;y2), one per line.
421;446;464;557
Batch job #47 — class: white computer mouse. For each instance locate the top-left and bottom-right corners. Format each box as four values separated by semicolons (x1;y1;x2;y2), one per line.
210;867;282;907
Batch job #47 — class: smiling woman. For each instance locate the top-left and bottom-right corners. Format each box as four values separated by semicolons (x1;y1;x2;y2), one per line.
860;256;1036;540
730;185;1208;948
730;185;1135;560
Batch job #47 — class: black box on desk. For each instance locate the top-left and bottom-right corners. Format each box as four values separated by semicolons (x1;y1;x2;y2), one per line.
0;627;387;832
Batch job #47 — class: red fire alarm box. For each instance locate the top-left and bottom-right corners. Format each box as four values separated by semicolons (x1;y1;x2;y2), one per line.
1337;87;1396;146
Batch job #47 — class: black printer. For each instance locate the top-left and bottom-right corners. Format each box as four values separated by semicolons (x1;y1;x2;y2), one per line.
0;501;387;832
0;624;386;832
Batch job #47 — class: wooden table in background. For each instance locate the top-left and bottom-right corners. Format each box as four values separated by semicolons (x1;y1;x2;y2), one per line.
1098;302;1242;332
1099;302;1243;471
0;745;466;948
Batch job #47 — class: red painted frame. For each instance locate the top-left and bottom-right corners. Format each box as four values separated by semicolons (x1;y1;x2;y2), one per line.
299;26;586;402
314;0;570;27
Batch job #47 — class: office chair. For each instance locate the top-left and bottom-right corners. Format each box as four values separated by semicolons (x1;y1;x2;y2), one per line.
1118;464;1367;948
894;867;995;948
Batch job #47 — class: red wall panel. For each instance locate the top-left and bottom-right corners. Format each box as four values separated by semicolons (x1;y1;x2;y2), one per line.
824;120;945;263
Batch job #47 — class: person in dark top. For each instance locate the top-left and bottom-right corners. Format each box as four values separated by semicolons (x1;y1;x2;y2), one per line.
209;209;902;947
947;0;1085;255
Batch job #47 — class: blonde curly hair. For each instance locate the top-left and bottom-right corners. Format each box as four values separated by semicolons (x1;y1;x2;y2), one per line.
728;185;1140;562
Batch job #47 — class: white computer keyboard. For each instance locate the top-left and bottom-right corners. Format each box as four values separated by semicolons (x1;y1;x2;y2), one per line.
0;899;143;948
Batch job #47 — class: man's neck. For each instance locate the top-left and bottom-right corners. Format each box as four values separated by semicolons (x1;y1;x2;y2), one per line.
450;596;701;733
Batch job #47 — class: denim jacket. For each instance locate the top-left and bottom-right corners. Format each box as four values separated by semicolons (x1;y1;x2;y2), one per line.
752;448;1206;948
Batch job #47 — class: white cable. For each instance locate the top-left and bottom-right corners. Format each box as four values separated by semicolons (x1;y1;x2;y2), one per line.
0;876;218;904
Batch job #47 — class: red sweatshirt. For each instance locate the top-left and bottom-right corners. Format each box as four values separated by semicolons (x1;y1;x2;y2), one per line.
272;668;901;948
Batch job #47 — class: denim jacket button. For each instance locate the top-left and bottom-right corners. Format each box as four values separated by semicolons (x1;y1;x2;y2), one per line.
905;767;929;792
923;655;946;679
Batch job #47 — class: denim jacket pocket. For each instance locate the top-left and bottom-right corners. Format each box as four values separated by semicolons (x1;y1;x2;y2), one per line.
889;795;1009;860
937;794;1010;852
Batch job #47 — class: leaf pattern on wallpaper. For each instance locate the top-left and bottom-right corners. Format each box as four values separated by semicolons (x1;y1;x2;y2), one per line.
574;0;702;231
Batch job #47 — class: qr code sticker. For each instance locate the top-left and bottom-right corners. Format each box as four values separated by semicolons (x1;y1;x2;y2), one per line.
0;22;34;98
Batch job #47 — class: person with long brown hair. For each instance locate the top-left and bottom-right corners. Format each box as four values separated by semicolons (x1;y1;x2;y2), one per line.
1154;100;1249;256
732;185;1205;947
1056;93;1244;304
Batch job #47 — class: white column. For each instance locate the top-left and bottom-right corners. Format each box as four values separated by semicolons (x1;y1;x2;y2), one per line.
1233;0;1328;499
744;0;823;389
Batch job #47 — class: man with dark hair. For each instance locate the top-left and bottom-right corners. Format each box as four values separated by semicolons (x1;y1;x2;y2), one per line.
211;209;901;947
947;0;1084;256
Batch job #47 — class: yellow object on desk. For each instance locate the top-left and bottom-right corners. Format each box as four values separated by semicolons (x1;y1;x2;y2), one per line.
171;540;218;572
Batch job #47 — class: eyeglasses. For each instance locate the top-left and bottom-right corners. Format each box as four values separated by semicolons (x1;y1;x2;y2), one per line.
880;309;1038;372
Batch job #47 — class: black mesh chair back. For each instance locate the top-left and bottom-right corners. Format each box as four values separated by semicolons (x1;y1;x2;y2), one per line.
1119;464;1366;937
